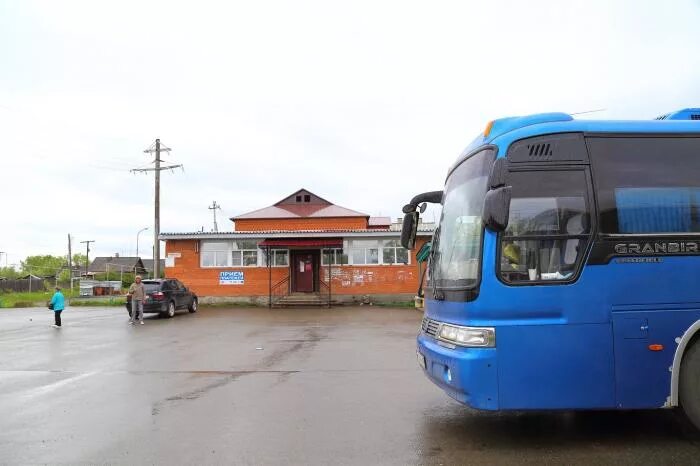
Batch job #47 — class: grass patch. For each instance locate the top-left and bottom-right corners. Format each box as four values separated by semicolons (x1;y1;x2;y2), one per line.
70;297;126;307
0;290;78;308
372;301;417;308
199;301;265;308
0;290;129;308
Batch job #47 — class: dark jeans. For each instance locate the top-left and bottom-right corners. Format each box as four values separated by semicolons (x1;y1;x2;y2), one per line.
54;311;62;326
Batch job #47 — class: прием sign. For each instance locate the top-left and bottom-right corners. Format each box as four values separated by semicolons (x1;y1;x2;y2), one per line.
220;271;244;285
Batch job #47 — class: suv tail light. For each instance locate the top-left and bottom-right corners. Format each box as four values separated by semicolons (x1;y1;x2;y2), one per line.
151;291;165;300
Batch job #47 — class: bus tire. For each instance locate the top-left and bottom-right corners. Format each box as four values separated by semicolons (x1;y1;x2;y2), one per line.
680;339;700;430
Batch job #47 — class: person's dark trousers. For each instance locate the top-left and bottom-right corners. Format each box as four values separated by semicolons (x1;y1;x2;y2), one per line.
54;311;62;327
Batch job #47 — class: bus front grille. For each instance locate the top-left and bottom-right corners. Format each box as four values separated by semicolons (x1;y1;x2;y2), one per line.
421;317;440;338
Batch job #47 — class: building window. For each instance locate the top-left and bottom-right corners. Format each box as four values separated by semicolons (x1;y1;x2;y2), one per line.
232;240;260;267
322;248;346;265
344;238;412;266
296;195;302;202
274;250;289;266
201;251;229;267
262;249;289;267
304;194;311;202
200;241;232;267
200;240;262;267
346;240;380;265
382;239;409;265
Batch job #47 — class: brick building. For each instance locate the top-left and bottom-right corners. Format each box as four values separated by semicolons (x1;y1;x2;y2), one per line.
160;189;434;306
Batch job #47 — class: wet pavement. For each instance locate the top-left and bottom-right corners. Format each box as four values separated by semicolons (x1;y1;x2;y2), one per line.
1;305;700;465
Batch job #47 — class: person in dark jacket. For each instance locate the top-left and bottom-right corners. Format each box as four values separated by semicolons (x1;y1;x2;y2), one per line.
49;287;65;328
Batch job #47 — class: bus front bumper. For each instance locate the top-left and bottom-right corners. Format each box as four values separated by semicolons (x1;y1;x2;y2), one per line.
417;333;499;410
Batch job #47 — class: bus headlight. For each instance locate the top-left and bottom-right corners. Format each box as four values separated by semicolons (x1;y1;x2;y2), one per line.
438;324;495;347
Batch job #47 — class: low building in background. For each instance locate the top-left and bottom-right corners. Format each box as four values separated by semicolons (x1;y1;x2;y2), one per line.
87;256;147;277
79;280;122;297
142;259;165;278
161;189;435;306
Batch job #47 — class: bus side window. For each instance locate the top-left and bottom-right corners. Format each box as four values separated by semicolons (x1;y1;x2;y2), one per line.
500;170;592;284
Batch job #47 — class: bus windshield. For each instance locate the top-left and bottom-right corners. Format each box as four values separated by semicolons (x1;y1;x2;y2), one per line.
431;148;495;290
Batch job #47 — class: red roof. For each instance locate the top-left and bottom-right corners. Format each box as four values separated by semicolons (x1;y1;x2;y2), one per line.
258;238;343;248
234;204;366;219
368;216;391;226
232;189;368;220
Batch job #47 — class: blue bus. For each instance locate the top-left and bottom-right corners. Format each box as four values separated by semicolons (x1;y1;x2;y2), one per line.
401;108;700;428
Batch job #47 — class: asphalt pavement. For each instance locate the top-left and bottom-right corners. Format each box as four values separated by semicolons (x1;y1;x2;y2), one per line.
1;305;700;465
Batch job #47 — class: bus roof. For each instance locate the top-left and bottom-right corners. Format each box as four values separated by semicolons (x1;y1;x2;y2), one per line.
486;109;700;144
451;109;700;171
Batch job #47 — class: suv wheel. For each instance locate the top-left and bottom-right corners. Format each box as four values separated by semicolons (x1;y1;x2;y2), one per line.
166;301;176;318
188;298;198;313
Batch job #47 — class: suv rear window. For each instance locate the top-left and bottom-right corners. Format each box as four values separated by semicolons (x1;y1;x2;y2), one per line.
142;282;162;292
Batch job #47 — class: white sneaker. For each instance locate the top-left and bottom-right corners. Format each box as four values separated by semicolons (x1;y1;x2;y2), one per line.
51;324;60;329
129;321;134;325
140;321;145;325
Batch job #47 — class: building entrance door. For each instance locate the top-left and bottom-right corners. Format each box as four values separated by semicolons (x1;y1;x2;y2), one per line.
293;252;315;293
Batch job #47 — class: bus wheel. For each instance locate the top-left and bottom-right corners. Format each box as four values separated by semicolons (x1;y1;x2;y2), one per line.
680;339;700;430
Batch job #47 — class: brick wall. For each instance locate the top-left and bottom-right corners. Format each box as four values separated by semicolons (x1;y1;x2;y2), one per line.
234;217;367;232
164;238;428;298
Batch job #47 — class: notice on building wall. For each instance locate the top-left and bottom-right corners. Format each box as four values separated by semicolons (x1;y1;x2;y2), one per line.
220;271;244;285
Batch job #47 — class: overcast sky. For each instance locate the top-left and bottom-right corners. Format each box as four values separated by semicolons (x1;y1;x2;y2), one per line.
1;0;699;267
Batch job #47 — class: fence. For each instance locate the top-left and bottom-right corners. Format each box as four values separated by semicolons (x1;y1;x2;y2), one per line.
0;277;46;293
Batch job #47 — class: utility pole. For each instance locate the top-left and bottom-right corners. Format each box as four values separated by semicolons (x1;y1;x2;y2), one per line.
67;234;73;293
132;139;182;279
80;240;95;277
0;252;5;268
68;235;72;274
208;201;221;232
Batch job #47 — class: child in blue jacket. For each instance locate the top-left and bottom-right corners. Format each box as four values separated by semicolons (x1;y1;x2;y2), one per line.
50;287;65;328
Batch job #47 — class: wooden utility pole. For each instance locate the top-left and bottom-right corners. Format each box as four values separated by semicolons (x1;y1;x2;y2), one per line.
67;234;72;292
80;240;95;277
132;139;182;279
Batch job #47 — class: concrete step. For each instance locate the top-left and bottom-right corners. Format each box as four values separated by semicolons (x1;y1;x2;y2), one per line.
272;294;341;308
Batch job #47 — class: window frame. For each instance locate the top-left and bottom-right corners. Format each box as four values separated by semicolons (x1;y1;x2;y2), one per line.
381;240;411;265
496;165;596;287
349;247;379;265
321;248;346;266
262;249;289;267
343;238;411;266
200;240;263;268
201;250;230;268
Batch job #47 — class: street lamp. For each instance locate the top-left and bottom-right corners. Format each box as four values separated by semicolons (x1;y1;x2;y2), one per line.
136;227;149;258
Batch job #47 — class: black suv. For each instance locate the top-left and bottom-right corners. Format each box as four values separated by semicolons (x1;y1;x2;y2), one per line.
126;279;198;318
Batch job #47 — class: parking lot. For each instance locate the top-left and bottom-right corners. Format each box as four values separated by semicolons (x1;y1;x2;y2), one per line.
1;306;700;465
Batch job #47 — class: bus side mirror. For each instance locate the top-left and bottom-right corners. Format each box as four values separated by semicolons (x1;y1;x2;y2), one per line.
483;186;511;231
488;158;508;189
401;212;419;249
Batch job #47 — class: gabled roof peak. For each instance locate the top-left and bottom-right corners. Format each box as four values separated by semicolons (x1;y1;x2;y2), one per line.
275;189;332;206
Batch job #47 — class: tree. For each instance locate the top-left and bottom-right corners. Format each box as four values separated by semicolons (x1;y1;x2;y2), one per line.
72;253;88;268
0;266;19;279
20;255;68;279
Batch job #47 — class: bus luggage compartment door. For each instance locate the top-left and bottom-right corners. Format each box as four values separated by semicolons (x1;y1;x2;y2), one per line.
611;309;685;409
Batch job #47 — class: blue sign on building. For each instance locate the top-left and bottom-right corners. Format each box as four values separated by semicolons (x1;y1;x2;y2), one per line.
220;271;244;285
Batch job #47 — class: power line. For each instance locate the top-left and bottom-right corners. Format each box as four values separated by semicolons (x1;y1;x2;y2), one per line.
131;139;183;278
